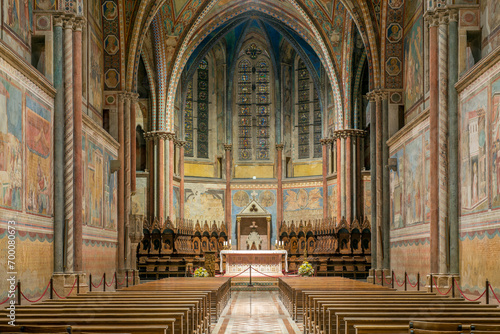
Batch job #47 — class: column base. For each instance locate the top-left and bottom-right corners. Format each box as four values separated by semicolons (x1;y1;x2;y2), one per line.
116;270;141;289
52;272;88;296
368;269;390;285
426;274;460;294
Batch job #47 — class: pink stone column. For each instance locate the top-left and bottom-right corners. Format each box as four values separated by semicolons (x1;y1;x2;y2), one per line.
336;137;342;224
130;94;138;193
321;139;329;220
276;144;284;225
429;15;440;274
158;135;165;222
72;17;84;273
356;135;364;219
147;136;155;218
179;142;185;219
346;135;352;224
63;16;74;272
168;133;175;221
117;94;125;271
224;145;232;238
375;94;383;268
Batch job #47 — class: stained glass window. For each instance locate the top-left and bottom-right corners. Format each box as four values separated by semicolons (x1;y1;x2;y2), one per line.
237;55;271;161
296;58;322;159
184;81;194;157
184;58;209;159
197;59;209;158
298;59;310;159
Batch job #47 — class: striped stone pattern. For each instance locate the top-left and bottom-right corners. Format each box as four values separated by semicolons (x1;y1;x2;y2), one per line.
63;20;74;271
124;96;131;254
438;21;449;273
375;97;383;264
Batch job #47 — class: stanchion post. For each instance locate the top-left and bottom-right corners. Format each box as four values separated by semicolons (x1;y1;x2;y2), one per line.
115;272;118;290
248;266;253;287
404;272;407;291
430;274;433;293
17;281;21;305
50;278;53;299
417;273;420;291
392;270;395;289
103;273;106;292
381;271;384;287
89;274;92;292
133;270;136;286
486;279;490;305
452;278;455;298
126;270;129;288
77;275;80;294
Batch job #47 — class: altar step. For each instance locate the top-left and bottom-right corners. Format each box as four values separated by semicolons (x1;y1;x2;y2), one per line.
230;277;279;291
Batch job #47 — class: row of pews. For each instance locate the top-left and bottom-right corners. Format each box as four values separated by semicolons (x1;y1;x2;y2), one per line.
278;277;500;334
0;277;231;334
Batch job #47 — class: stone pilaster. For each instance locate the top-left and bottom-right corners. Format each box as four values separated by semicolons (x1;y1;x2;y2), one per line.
224;144;232;241
53;15;65;274
72;16;85;273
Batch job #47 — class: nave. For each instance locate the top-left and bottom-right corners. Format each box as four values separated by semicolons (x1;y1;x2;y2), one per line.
212;291;302;334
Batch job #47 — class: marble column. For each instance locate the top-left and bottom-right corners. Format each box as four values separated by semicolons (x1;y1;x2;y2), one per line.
53;16;64;273
146;133;155;219
341;136;346;219
63;16;74;272
448;9;459;275
72;17;84;273
320;139;329;220
381;93;390;270
224;144;232;240
117;93;125;271
157;134;166;222
438;11;449;274
276;144;284;225
374;92;383;269
367;95;377;269
178;141;185;220
356;134;364;219
336;137;342;223
131;94;139;194
428;13;440;274
167;133;175;221
124;95;131;269
346;134;352;223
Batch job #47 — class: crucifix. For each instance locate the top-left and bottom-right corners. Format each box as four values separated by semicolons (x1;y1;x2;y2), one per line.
250;221;258;229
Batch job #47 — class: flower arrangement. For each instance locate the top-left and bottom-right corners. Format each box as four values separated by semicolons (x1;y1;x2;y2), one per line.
193;267;209;277
298;261;314;277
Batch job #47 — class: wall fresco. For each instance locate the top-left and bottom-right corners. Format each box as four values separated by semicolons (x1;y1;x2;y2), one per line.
403;15;424;117
390;148;404;229
26;95;51;215
89;24;103;114
283;187;323;221
104;151;117;230
0;74;23;211
2;0;32;45
461;87;489;214
85;138;104;228
185;183;225;223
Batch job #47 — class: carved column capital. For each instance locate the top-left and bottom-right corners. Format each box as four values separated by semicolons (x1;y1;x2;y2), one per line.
224;144;233;151
62;15;75;28
424;11;440;27
73;16;86;31
275;143;284;151
175;140;186;147
166;132;176;141
53;15;64;27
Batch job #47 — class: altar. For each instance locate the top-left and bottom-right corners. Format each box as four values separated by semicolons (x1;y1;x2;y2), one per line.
220;250;288;276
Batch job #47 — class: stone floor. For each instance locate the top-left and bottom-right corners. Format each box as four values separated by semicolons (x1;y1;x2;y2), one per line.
212;291;302;334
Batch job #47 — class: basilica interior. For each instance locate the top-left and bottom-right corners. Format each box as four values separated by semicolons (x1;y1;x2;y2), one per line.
1;0;500;319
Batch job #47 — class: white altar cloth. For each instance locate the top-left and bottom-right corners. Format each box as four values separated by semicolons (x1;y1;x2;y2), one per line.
220;250;288;275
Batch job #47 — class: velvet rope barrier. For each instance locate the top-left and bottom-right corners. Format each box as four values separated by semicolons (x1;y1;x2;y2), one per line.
220;266;251;278
489;284;500;304
105;273;116;287
383;274;393;286
251;266;284;278
393;273;405;288
432;276;453;296
0;285;16;305
91;275;105;289
21;282;50;303
52;277;78;299
406;274;419;288
454;279;486;302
